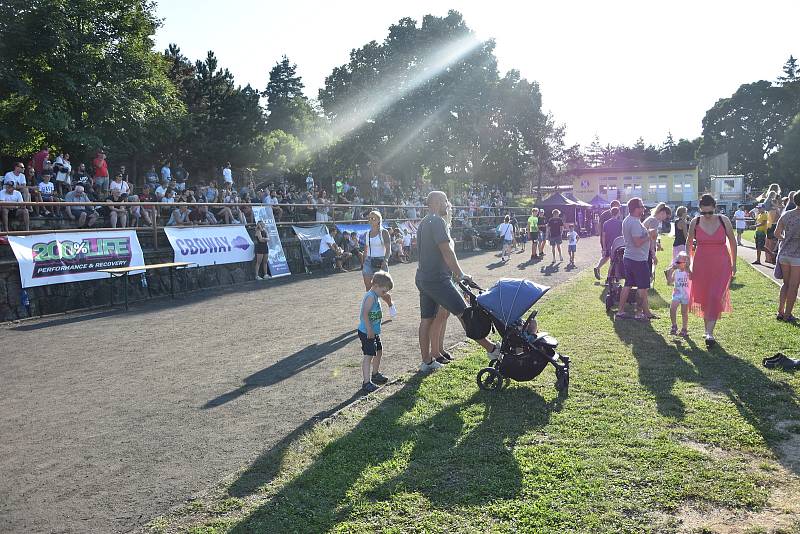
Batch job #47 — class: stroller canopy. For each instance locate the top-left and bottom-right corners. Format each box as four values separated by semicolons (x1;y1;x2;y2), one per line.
477;278;550;325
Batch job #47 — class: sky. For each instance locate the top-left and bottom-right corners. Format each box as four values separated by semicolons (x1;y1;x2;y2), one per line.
153;0;800;149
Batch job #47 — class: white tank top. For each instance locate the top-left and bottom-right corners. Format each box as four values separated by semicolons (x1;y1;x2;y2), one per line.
367;231;385;258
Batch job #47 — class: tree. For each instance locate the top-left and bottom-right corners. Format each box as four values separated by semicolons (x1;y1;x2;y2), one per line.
0;0;184;164
661;132;676;161
256;129;310;177
264;56;317;138
698;80;800;187
318;11;554;191
774;112;800;191
160;48;265;173
585;135;604;167
778;55;799;86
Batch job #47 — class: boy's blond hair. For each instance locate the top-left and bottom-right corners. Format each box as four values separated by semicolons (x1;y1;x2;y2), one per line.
371;271;394;290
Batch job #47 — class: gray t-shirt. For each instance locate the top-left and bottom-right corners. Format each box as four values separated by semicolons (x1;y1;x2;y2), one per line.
623;215;650;262
416;213;452;282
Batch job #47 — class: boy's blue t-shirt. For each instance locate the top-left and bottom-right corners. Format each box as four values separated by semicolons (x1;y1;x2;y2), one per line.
358;290;382;335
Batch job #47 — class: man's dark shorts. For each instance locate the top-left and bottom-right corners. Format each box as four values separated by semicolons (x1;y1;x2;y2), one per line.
358;331;382;356
623;258;651;289
755;230;766;251
321;248;336;261
416;278;468;319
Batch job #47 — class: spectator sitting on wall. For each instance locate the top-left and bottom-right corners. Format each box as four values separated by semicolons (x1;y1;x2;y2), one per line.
1;179;30;231
109;173;130;195
64;185;98;228
167;203;191;226
107;190;128;228
34;172;57;217
127;194;149;227
3;162;31;204
189;204;218;225
320;227;350;272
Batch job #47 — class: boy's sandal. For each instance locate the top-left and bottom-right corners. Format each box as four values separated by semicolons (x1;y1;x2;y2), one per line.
776;313;785;321
784;315;798;324
634;314;650;322
669;326;678;335
679;329;689;337
614;312;633;320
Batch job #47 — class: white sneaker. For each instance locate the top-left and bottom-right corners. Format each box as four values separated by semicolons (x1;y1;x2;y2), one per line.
420;360;444;372
255;275;263;281
487;343;501;361
389;304;398;318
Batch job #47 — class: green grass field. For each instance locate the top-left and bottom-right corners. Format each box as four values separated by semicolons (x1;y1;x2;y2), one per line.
152;240;800;534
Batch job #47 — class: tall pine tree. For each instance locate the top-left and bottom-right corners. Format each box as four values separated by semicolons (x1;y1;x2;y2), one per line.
264;56;313;136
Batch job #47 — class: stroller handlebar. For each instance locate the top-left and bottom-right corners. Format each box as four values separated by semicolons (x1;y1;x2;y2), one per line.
458;278;483;292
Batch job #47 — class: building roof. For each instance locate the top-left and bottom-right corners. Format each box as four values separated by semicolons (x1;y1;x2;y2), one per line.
571;161;698;174
537;192;578;208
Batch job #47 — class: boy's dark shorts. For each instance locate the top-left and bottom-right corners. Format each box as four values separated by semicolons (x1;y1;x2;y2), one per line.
623;258;651;289
358;330;382;356
416;278;468;319
755;230;766;251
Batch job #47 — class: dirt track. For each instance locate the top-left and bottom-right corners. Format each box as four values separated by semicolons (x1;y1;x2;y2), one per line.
0;239;599;533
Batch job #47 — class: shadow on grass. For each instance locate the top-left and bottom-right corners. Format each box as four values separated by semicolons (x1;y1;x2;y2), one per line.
613;318;800;475
203;329;359;409
227;373;564;532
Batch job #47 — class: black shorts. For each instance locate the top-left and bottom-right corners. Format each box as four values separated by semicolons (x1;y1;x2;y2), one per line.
416;278;468;319
358;330;382;356
255;242;268;254
755;231;767;251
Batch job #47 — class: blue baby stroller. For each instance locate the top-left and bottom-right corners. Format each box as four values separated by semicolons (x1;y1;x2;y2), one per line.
459;278;570;392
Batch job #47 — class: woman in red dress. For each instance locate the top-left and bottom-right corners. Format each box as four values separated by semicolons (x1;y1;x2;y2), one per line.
687;194;737;347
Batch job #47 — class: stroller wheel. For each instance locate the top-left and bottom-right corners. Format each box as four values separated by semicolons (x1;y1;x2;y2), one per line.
605;293;613;312
476;367;503;391
555;369;569;392
502;378;511;390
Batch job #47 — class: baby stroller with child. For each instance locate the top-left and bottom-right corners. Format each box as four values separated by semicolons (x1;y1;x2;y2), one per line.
604;235;637;312
459;278;570;392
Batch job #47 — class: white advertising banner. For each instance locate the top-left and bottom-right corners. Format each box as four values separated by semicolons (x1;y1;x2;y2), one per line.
164;225;254;267
8;230;145;288
251;206;291;277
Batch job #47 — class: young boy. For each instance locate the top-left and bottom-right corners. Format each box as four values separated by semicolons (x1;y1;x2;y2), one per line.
517;226;527;253
358;271;393;393
566;224;579;266
36;172;56;216
669;251;692;337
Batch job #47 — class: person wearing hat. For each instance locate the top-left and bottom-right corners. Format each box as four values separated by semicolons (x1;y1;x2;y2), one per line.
0;179;30;231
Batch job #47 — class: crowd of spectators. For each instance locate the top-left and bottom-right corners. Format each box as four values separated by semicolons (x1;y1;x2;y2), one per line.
0;145;520;233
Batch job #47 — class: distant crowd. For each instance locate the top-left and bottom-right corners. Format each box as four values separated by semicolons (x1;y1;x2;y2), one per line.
0;145;517;233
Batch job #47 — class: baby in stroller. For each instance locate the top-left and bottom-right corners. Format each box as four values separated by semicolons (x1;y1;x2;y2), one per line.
460;278;570;392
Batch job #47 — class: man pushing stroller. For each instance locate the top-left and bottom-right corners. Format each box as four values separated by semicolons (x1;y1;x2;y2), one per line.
416;191;501;371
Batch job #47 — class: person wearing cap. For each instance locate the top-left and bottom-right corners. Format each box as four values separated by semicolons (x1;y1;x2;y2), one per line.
0;179;30;231
615;197;655;321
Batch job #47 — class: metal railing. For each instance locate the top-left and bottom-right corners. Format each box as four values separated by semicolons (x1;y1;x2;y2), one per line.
0;200;524;245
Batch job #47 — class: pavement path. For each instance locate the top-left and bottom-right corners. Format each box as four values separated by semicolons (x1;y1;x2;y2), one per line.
0;237;600;533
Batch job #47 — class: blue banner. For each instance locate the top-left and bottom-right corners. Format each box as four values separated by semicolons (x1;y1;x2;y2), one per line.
252;206;291;278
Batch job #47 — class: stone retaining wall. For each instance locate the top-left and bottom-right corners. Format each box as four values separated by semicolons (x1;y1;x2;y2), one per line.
0;251;254;321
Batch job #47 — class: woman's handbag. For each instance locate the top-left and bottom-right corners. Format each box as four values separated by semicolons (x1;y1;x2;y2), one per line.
370;257;385;270
774;243;783;280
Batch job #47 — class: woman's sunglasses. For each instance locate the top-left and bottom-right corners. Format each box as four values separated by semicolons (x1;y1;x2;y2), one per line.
700;210;715;216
